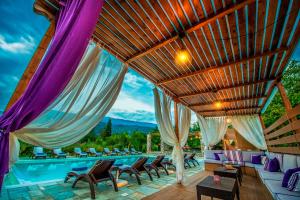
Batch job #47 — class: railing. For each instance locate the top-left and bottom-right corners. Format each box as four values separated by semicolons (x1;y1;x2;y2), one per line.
264;104;300;154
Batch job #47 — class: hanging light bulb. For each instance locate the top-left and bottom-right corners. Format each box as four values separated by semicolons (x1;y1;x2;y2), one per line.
175;31;190;65
175;49;190;65
214;101;222;109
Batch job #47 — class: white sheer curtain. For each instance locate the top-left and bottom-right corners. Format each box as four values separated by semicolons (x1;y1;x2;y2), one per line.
10;43;127;164
153;88;191;183
231;115;267;150
197;115;227;149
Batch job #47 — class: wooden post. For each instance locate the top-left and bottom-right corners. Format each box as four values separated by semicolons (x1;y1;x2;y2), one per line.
276;81;299;138
259;115;266;129
147;134;152;154
277;82;292;111
5;21;55;110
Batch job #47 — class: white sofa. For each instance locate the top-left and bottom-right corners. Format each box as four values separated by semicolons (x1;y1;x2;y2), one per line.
204;150;300;200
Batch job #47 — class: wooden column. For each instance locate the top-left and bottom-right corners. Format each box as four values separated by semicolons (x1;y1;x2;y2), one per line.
259;115;266;129
5;21;55;110
147;134;152;154
277;82;292;111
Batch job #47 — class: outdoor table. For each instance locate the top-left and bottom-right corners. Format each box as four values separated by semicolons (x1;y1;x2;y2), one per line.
214;167;241;186
223;163;243;184
196;176;240;200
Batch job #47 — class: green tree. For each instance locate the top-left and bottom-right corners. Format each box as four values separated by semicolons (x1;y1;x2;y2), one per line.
101;118;112;138
191;122;200;132
262;60;300;127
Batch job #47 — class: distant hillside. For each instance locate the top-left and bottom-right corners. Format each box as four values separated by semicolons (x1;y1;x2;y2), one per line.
93;117;157;135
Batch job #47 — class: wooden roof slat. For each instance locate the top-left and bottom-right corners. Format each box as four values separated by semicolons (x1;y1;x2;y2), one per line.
32;0;300;117
124;0;256;64
189;95;267;107
179;77;276;99
158;46;288;85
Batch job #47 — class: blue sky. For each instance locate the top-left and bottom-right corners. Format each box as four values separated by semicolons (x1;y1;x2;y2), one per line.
0;0;299;124
0;0;157;123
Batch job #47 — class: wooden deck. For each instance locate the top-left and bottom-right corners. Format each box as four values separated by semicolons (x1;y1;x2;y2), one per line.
143;171;273;200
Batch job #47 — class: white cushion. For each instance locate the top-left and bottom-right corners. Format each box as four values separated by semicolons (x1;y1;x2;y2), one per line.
204;159;222;164
242;151;264;162
245;162;255;167
261;156;267;165
257;169;284;182
283;154;298;173
254;164;264;170
276;194;300;200
265;180;300;197
204;150;222;160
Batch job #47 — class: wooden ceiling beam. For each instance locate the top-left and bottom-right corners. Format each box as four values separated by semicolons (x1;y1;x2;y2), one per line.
179;78;276;99
124;0;256;64
189;95;267;107
197;106;262;113
158;47;288;85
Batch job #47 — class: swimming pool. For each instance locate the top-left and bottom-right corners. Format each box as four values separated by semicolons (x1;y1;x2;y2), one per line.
7;155;156;186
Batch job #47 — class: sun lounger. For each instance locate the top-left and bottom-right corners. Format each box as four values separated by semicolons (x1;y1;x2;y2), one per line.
64;159;117;199
103;148;116;156
113;148;125;155
88;148;102;157
118;157;152;184
74;148;88;157
53;148;66;158
130;147;142;155
144;155;166;177
33;147;47;159
185;153;199;167
124;148;131;155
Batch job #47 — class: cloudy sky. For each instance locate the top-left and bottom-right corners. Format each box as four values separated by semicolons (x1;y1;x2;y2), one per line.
0;0;299;124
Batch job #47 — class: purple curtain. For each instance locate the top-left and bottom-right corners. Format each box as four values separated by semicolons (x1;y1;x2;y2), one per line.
0;0;104;189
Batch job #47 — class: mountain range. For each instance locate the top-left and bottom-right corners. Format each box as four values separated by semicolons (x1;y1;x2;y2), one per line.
93;117;157;134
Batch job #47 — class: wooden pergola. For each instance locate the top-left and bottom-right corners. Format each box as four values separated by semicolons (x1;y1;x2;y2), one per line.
7;0;300;118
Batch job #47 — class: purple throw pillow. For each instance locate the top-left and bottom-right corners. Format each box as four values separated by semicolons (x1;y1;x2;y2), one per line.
251;155;261;164
214;153;220;160
282;168;300;187
264;158;269;170
268;157;280;172
287;172;300;191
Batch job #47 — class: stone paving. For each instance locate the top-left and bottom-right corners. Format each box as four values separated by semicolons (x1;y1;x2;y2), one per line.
1;162;204;200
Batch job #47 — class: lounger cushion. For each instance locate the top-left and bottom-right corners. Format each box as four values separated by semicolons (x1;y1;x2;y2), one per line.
204;159;222;164
204;150;222;160
283;154;298;173
276;194;300;200
257;169;284;182
242;151;264;162
265;180;300;197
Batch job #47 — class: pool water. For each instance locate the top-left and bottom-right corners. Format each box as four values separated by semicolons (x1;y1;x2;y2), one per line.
8;155;155;185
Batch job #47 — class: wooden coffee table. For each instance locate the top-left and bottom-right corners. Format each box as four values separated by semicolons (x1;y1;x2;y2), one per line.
214;167;241;185
196;176;240;200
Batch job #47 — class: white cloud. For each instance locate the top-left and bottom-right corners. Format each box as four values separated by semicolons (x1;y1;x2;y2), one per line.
124;72;153;89
0;34;35;54
110;90;154;113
